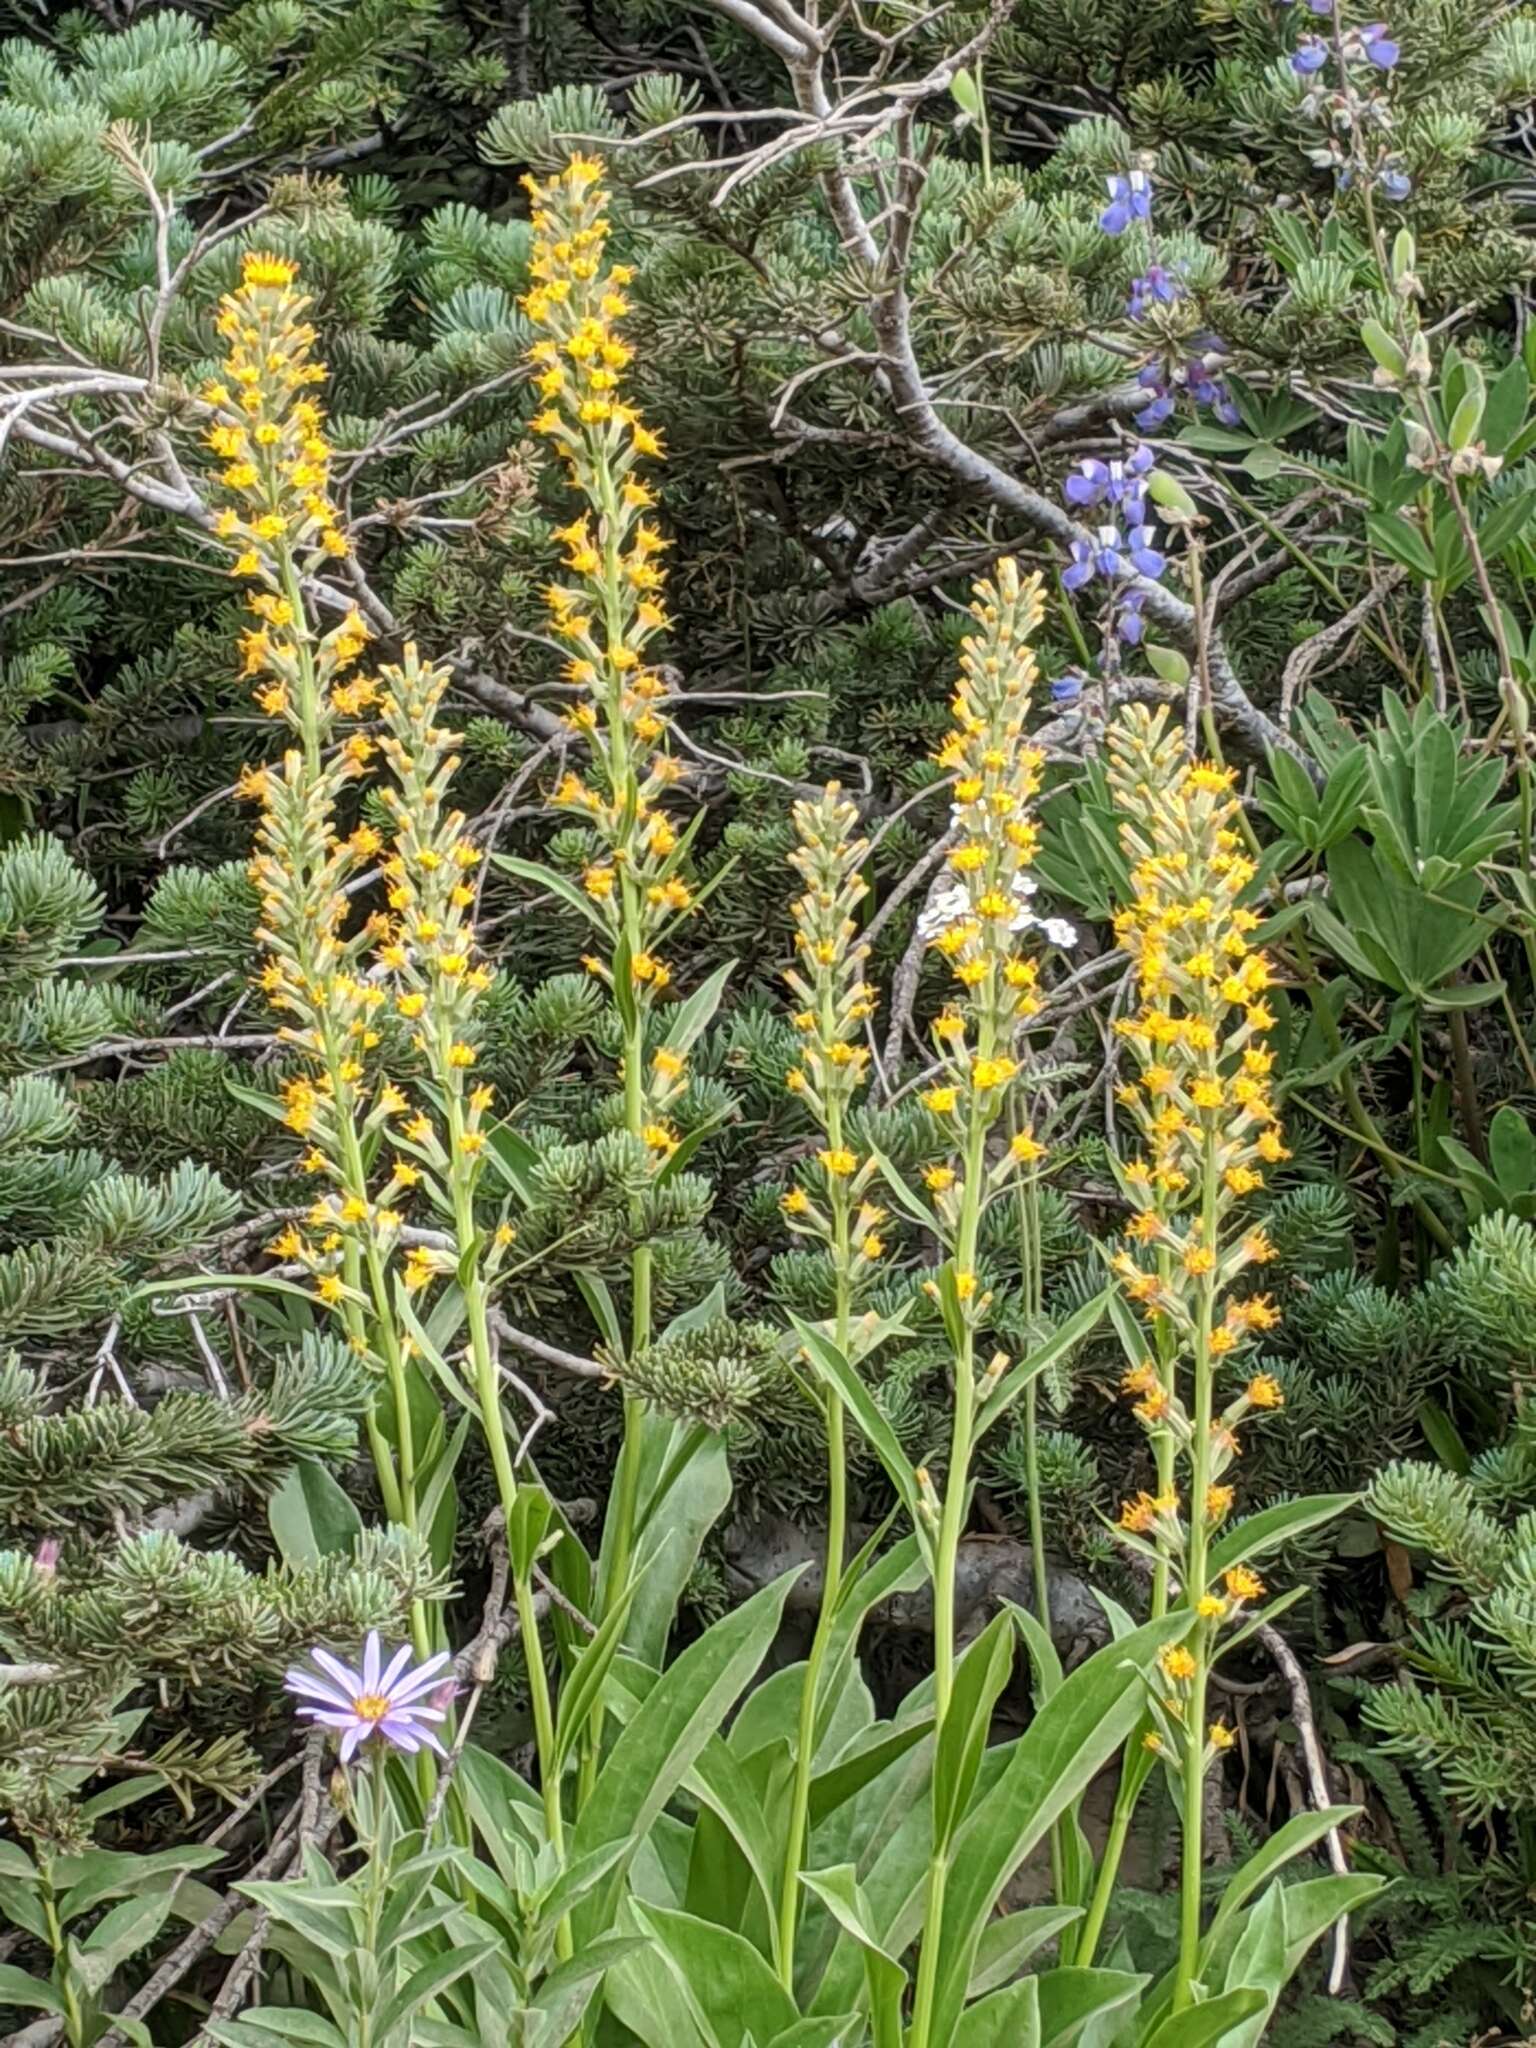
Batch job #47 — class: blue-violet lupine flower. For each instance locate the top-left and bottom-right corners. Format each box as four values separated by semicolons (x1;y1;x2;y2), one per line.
1051;670;1085;703
1128;265;1180;319
1100;170;1153;236
1358;22;1399;65
1064;444;1154;510
1115;588;1149;645
1062;522;1165;590
1377;164;1412;199
1291;35;1329;72
285;1631;454;1762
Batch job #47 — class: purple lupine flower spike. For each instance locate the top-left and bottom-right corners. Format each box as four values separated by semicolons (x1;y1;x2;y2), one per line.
284;1630;455;1763
1100;169;1153;236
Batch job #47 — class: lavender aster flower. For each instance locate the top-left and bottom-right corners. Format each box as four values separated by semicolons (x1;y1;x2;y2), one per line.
284;1631;453;1763
1100;170;1153;236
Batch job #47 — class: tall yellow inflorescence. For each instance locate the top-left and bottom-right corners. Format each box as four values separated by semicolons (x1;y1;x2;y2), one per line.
1105;703;1286;1553
520;155;689;1083
919;558;1051;1277
780;786;881;1290
208;254;512;1397
209;254;404;1322
1103;704;1286;1991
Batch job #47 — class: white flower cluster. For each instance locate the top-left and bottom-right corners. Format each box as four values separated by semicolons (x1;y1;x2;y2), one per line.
916;870;1077;950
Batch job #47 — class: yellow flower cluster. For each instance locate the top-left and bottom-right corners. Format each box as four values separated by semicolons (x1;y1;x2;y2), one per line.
213;256;504;1321
918;560;1054;1268
205;252;365;732
780;785;883;1264
520;156;688;996
1105;705;1287;1352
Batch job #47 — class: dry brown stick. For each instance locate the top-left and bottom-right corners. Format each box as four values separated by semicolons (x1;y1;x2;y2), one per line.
1257;1621;1353;1995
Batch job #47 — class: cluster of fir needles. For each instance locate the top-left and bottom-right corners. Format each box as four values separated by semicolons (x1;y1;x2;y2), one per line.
1103;704;1289;2000
775;783;880;1982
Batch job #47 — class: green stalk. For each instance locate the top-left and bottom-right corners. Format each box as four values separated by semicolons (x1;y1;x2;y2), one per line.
279;547;429;1659
1172;1131;1219;2012
908;1043;991;2048
436;1009;569;1950
776;1093;852;1988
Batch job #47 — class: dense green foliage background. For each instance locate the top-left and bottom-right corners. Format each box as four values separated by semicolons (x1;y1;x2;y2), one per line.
7;0;1536;2041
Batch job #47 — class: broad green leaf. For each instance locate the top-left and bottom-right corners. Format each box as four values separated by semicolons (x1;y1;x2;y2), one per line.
928;1613;1189;2044
1202;1806;1360;1959
635;1902;800;2048
975;1291;1110;1441
572;1569;801;1940
954;1974;1041;2048
1207;1493;1356;1581
1366;511;1436;580
769;2022;863;2048
789;1313;921;1532
493;852;606;929
799;1867;906;2048
1140;1986;1267;2048
808;1716;934;1827
684;1733;782;1934
661;959;736;1058
968;1906;1083;1997
933;1609;1015;1843
554;1565;640;1766
205;2009;348;2048
0;1965;64;2014
268;1458;363;1564
1036;1965;1146;2047
1214;1875;1387;2048
525;1936;647;2048
371;1936;497;2042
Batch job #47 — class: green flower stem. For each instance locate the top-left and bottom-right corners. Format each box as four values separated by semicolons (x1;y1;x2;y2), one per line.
280;548;428;1658
1172;1132;1220;2012
908;1026;992;2048
776;1098;852;1989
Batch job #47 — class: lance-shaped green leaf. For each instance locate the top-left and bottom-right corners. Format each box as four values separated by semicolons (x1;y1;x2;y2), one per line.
572;1568;802;1940
800;1867;906;2048
975;1290;1109;1441
789;1312;922;1535
631;1902;800;2048
926;1613;1190;2045
933;1608;1015;1844
1207;1493;1356;1582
